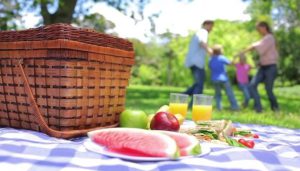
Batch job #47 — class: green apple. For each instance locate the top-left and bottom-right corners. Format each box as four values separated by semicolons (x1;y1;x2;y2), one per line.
120;110;148;129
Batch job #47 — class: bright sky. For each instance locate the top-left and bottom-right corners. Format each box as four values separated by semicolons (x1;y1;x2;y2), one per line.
23;0;250;42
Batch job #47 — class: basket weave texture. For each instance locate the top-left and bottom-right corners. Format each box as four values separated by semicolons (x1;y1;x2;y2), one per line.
0;23;135;138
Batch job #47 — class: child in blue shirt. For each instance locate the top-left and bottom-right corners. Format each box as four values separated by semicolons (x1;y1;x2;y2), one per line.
209;45;239;110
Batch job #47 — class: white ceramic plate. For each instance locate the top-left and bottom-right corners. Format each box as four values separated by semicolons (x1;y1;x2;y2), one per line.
84;139;211;161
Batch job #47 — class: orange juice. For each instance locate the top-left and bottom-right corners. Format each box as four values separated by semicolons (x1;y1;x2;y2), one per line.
192;105;212;121
169;103;188;118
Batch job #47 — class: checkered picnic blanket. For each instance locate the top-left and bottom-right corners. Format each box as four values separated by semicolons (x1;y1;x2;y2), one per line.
1;121;299;171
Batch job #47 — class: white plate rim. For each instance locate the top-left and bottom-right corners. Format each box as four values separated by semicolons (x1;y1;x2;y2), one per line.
84;139;211;161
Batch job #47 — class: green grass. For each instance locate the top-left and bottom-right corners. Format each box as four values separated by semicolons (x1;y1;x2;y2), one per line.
125;85;300;129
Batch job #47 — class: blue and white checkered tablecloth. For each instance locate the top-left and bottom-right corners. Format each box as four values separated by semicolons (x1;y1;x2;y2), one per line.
0;121;300;171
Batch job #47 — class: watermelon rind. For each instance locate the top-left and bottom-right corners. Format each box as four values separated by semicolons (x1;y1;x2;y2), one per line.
185;134;202;156
157;131;202;156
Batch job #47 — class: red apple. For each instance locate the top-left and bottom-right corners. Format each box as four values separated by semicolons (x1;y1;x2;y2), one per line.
150;112;180;131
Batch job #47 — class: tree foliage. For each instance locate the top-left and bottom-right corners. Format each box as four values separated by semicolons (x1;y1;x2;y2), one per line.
73;13;115;32
0;0;150;27
0;0;20;30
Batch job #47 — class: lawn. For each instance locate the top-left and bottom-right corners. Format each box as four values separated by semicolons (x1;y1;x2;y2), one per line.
125;85;300;129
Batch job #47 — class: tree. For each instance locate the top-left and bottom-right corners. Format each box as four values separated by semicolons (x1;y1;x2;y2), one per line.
245;0;273;22
159;31;177;86
13;0;150;25
1;0;191;33
245;0;300;27
0;0;20;30
129;38;166;85
40;0;77;24
73;13;115;32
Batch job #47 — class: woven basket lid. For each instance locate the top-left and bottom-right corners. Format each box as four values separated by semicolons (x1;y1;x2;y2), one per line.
0;23;133;51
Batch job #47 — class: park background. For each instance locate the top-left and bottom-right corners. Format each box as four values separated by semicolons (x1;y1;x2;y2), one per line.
1;0;300;128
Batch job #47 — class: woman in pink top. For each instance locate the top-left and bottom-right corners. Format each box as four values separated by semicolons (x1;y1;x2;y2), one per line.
239;21;279;112
234;54;251;108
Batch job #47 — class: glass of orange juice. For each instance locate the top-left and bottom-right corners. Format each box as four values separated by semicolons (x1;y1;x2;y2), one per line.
169;93;188;118
192;94;213;122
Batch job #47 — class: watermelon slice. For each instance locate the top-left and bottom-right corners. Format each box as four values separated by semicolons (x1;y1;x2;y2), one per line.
88;128;179;158
158;131;201;156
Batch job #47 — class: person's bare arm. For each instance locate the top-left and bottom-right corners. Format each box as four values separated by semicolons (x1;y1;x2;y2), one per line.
239;45;254;55
228;61;235;66
200;42;212;55
231;55;239;65
249;64;254;69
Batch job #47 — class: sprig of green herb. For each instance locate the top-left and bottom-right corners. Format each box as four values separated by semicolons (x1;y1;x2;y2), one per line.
224;135;246;148
233;130;252;136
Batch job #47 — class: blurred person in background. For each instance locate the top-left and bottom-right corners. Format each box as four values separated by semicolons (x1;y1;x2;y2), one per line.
239;21;279;113
233;54;252;108
184;20;214;105
209;45;239;111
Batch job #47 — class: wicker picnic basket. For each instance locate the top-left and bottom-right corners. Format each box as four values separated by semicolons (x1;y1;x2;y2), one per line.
0;23;135;138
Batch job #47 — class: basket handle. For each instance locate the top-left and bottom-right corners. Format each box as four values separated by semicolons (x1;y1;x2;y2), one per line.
17;59;117;139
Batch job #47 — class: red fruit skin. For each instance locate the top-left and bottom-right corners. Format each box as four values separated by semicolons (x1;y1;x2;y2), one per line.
253;134;259;139
238;139;255;148
150;112;180;131
247;140;255;148
238;139;246;144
